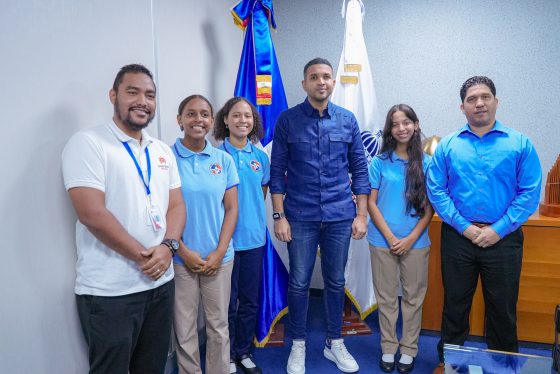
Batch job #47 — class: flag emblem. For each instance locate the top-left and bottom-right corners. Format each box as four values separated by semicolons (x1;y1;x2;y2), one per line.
210;163;223;175
250;160;261;171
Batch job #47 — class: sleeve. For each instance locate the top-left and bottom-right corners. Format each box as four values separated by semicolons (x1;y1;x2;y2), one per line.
426;141;471;235
224;153;240;190
491;136;542;237
61;132;105;192
368;157;382;190
347;114;370;195
269;113;289;194
260;150;271;186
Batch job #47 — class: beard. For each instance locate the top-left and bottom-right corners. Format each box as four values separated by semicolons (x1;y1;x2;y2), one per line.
114;98;155;132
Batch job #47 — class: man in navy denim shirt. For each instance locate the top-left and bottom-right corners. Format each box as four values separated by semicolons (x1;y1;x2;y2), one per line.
270;57;370;374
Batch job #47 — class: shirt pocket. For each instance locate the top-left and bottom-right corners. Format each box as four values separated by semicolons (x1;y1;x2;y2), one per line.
329;133;351;160
287;134;312;161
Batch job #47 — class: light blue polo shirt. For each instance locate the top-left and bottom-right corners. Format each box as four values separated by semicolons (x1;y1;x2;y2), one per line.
367;152;432;249
172;139;239;265
218;138;270;251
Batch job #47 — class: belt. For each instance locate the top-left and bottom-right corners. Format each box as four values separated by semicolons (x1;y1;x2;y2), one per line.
472;222;491;228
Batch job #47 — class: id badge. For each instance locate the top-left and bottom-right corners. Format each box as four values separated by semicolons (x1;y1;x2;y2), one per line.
147;204;165;232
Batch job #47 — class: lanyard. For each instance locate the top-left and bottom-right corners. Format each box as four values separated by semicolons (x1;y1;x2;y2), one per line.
122;141;151;197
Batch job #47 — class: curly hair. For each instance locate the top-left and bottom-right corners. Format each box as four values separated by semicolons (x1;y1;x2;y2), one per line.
460;76;496;102
213;97;263;144
380;104;428;217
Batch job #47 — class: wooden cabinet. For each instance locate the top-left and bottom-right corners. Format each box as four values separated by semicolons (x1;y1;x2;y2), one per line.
421;213;560;344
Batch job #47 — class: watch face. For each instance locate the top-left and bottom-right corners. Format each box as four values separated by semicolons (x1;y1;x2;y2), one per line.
170;239;179;250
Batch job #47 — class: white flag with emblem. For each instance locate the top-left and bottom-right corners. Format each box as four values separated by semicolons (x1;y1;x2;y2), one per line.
331;0;382;320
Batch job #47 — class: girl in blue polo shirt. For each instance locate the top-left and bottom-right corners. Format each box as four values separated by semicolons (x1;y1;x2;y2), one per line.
172;94;239;374
213;97;269;374
367;104;433;374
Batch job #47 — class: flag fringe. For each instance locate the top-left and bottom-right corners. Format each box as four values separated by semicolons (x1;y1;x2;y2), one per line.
253;306;289;347
344;287;377;320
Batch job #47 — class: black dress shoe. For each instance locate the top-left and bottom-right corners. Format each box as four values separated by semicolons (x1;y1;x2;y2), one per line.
397;357;415;373
379;357;395;372
236;354;262;374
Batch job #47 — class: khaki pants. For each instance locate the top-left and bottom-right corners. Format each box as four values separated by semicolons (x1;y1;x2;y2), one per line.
370;245;429;357
173;261;233;374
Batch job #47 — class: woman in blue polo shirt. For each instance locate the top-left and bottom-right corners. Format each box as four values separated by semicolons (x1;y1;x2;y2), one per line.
213;97;269;374
172;94;239;374
367;104;433;374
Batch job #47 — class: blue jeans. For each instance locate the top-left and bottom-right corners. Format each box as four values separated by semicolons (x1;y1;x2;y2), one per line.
228;246;264;358
287;219;353;340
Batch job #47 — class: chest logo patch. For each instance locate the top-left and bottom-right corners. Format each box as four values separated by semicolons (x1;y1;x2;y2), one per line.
210;163;223;175
250;160;261;172
157;156;169;170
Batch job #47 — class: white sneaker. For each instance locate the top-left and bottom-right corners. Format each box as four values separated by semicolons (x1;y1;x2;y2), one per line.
287;340;306;374
323;339;359;373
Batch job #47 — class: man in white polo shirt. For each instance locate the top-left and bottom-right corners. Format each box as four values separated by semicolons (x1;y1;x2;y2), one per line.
62;64;186;374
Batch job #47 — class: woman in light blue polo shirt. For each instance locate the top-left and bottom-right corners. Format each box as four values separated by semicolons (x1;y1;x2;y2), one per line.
367;104;433;374
172;94;239;374
214;97;269;374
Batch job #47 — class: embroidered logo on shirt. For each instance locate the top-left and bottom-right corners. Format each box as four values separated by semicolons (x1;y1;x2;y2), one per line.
210;163;223;175
250;160;261;172
157;156;169;170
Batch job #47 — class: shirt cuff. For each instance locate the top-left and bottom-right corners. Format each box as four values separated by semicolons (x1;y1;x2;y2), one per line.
491;216;511;239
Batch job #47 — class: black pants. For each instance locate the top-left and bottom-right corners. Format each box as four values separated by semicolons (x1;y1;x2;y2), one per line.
437;223;523;362
76;280;174;374
229;246;264;359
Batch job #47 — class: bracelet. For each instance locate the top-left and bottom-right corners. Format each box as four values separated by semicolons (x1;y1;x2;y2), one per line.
357;213;367;218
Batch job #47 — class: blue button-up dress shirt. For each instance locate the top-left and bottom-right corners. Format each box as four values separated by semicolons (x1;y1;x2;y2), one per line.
270;98;370;222
426;121;542;238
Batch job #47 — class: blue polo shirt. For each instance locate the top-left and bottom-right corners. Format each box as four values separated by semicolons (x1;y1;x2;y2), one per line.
367;152;432;249
218;138;270;251
172;139;239;265
427;121;542;238
270;98;370;222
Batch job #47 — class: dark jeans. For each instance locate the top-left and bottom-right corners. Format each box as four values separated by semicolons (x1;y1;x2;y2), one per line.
437;223;523;362
76;280;174;374
287;219;353;340
228;246;264;359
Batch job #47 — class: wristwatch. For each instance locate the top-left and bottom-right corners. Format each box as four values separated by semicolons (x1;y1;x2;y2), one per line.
161;239;180;256
272;212;286;220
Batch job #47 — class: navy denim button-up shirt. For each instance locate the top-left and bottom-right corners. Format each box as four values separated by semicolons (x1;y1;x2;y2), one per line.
270;98;370;222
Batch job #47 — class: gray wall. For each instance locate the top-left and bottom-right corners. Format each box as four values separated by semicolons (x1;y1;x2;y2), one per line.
272;0;560;187
0;1;241;372
1;1;559;372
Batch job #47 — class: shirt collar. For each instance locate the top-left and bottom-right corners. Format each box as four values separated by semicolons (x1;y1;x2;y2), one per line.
224;137;253;154
173;138;213;158
301;97;334;118
459;120;508;136
107;119;154;146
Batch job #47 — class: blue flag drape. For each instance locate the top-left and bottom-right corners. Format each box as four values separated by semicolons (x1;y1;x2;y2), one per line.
231;0;289;346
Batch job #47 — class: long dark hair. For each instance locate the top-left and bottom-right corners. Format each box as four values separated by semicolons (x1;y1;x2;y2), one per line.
213;97;264;143
380;104;427;217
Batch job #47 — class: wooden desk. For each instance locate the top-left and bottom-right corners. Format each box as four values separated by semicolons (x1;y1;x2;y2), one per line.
421;213;560;344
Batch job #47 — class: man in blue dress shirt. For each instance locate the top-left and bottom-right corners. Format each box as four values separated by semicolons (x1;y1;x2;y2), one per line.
270;57;370;374
427;76;542;373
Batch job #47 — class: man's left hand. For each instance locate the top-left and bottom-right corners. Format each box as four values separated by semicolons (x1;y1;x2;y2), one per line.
472;226;501;248
140;244;172;280
351;215;367;240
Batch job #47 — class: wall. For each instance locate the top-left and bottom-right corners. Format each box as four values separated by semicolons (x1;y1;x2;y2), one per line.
272;0;560;189
0;1;241;372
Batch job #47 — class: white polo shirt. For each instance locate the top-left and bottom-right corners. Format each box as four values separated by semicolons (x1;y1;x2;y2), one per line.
62;120;181;296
